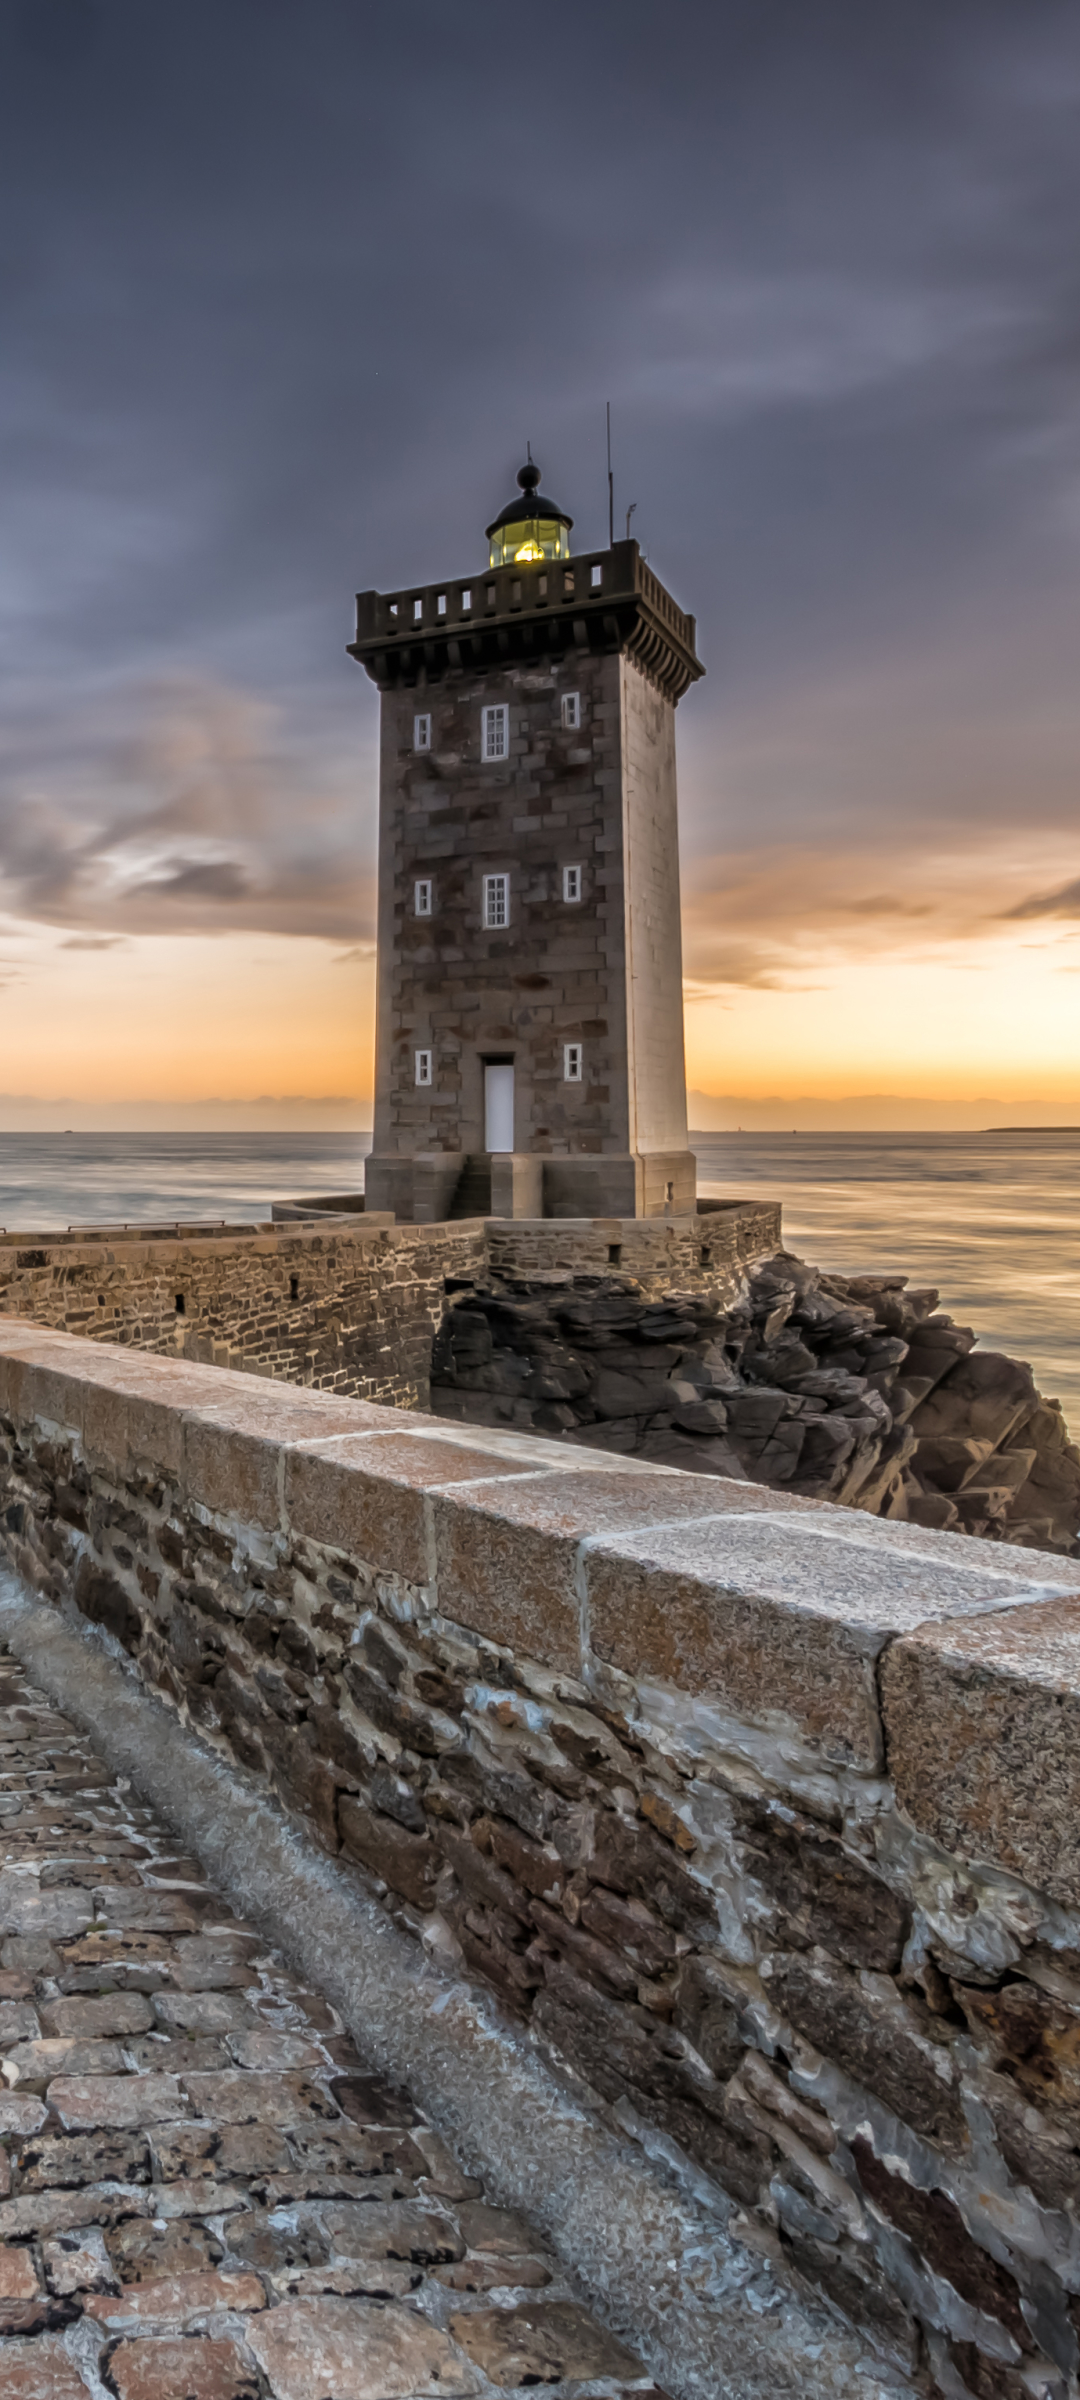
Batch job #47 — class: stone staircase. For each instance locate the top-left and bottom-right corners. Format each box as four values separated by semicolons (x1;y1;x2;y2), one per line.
448;1153;492;1218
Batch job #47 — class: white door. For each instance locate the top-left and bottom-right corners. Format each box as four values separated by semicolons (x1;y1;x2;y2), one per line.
484;1063;515;1153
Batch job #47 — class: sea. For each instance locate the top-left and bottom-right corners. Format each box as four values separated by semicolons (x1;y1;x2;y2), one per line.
0;1127;1078;1429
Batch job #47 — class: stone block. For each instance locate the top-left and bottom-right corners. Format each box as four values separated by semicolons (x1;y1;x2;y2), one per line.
450;2298;642;2383
40;1991;154;2040
47;2074;186;2130
732;1796;909;1971
882;1596;1080;1903
338;1795;439;1908
105;2215;224;2283
0;2250;41;2299
150;2121;291;2180
41;2223;117;2295
768;1954;966;2149
285;1432;495;1585
104;2338;262;2400
246;2296;481;2400
179;2070;339;2126
0;2338;94;2397
14;2130;150;2190
181;1386;408;1524
585;1509;1067;1768
81;2268;265;2324
851;2136;1025;2340
432;1466;749;1678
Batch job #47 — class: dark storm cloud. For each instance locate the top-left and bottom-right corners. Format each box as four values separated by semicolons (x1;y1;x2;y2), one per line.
1005;877;1080;920
0;0;1079;966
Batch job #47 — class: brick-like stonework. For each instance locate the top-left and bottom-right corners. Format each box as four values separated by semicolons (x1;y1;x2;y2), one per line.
5;1323;1080;2395
0;1220;486;1410
0;1205;779;1416
0;1647;653;2396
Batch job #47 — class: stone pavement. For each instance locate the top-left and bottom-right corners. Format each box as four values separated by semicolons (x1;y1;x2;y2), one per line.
0;1650;666;2399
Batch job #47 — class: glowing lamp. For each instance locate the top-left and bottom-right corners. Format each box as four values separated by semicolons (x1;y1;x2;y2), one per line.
486;458;573;569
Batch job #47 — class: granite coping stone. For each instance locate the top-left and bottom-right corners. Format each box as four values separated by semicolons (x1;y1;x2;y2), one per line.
584;1511;1080;1768
429;1470;780;1677
882;1593;1080;1903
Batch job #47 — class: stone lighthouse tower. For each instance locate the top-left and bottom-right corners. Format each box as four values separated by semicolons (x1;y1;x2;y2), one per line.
349;461;704;1222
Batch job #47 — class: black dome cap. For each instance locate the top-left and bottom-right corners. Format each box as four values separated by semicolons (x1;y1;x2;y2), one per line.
486;459;573;539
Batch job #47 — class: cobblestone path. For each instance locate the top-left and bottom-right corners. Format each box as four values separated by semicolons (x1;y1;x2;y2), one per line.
0;1652;666;2399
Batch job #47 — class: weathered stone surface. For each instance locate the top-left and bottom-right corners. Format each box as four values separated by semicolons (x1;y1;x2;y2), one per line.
0;2339;93;2397
41;2224;117;2294
0;2248;41;2298
587;1514;1055;1768
338;1796;439;1908
180;2070;338;2126
0;2184;152;2240
883;1600;1080;1904
39;1992;154;2039
851;2137;1026;2340
15;2129;150;2191
105;2337;262;2400
151;1990;254;2035
82;2268;266;2323
432;1469;727;1679
47;2074;185;2131
149;2120;291;2179
105;2216;224;2283
246;2297;481;2400
450;2298;642;2383
769;1955;967;2148
733;1797;909;1971
322;2197;464;2264
456;2199;540;2255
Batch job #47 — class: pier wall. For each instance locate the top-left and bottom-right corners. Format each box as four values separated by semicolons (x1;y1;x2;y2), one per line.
4;1319;1080;2396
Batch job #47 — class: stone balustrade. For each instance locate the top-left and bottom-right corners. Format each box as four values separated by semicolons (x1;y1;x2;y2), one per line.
3;1318;1080;2396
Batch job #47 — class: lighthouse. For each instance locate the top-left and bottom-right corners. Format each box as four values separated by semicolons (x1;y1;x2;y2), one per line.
350;460;703;1221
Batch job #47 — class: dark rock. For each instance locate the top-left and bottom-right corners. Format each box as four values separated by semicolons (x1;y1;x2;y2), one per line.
785;2234;918;2365
770;1955;967;2149
734;1800;909;1971
73;1556;142;1655
338;1795;438;1909
591;1811;715;1939
851;2137;1026;2342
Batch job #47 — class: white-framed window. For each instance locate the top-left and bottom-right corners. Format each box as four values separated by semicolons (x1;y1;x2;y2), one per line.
483;872;510;929
561;691;581;731
415;1049;432;1087
413;712;432;752
414;878;433;917
481;703;508;761
563;864;582;904
590;563;602;588
564;1043;583;1082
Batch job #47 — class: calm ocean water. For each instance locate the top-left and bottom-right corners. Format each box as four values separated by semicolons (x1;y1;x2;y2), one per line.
1;1127;1077;1427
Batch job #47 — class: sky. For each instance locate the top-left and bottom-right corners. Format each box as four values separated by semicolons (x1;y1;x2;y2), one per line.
2;0;1079;1130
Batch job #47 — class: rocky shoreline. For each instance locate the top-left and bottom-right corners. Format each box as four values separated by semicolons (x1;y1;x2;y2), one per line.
432;1250;1080;1556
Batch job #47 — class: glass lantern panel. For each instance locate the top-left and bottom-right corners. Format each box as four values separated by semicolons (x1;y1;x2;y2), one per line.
488;516;570;567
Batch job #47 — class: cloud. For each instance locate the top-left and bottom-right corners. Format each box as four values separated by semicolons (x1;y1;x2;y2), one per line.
1003;877;1080;920
679;833;1080;995
127;857;250;902
0;676;376;944
60;934;126;950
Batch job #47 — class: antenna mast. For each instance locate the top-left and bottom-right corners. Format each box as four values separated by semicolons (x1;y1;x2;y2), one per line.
606;401;614;548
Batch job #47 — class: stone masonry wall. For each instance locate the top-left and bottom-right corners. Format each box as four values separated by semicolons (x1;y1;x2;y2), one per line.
4;1324;1080;2396
0;1220;487;1410
481;1199;781;1293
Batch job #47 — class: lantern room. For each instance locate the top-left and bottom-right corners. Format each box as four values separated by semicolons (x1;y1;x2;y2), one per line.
486;457;573;567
